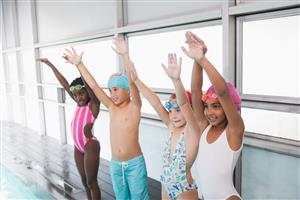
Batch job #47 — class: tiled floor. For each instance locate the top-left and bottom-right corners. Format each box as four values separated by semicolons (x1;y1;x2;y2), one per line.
1;121;161;200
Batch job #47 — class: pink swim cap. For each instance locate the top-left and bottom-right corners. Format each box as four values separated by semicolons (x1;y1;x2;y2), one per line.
202;83;241;111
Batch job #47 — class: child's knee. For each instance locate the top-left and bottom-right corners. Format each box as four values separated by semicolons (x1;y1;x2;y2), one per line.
87;178;98;189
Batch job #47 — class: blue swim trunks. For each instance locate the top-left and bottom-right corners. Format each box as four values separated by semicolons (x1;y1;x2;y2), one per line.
110;155;150;200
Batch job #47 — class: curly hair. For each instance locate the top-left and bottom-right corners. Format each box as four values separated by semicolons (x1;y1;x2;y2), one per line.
70;77;84;87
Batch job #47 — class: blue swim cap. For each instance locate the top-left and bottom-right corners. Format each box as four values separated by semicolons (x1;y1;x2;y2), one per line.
108;75;129;91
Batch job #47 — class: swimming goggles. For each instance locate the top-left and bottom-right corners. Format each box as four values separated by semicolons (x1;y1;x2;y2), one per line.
70;84;85;92
202;92;219;103
164;101;180;111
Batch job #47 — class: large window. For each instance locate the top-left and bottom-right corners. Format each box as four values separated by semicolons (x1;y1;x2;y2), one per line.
44;101;60;140
239;12;300;99
242;108;300;141
128;24;222;91
128;24;222;115
21;50;40;132
238;10;300;142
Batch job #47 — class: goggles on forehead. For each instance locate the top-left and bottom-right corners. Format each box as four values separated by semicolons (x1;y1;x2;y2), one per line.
164;101;180;111
202;92;220;103
70;84;85;92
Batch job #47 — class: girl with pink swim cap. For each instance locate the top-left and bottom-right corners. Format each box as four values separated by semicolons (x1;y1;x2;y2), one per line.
182;31;244;200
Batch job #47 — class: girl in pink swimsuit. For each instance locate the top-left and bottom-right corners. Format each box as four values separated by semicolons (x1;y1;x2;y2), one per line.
38;58;101;200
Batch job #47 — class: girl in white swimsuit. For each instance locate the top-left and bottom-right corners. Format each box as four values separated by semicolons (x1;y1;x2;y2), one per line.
182;31;245;200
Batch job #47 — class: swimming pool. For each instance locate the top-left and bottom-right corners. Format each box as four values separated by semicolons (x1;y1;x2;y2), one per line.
0;164;55;199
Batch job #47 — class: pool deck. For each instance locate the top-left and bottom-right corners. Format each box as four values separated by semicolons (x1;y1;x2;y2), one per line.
1;121;161;200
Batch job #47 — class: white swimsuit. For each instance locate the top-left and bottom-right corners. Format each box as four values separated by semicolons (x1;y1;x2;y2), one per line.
196;125;243;199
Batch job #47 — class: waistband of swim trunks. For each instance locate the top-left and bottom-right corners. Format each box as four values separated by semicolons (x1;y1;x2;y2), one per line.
111;154;144;165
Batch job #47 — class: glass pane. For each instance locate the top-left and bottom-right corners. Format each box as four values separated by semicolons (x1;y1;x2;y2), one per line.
242;15;300;97
40;46;79;84
65;104;76;146
242;146;300;199
128;25;223;91
74;40;117;85
40;39;117;101
0;83;4;96
65;93;75;104
141;98;157;116
43;85;58;101
0;91;8;120
7;53;19;82
141;97;170;116
93;111;111;160
139;121;169;180
16;1;34;46
0;54;5;81
241;107;300;141
25;97;40;132
21;50;37;85
25;83;38;99
44;101;60;140
12;98;23;125
9;84;19;95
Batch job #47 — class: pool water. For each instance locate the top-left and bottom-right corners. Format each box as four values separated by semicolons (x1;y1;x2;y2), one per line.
0;164;55;200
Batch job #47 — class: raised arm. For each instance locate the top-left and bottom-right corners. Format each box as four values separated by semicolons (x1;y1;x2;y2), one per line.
129;61;171;127
191;33;244;138
37;58;74;101
162;53;200;138
63;47;113;109
182;31;208;131
80;72;100;106
112;37;141;107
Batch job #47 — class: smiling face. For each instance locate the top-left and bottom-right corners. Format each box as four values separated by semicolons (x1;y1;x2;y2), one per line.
109;87;130;105
72;88;89;106
203;99;227;127
167;98;187;128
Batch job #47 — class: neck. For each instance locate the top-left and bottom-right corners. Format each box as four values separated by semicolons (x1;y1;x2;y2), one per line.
172;125;186;135
211;120;227;131
117;99;130;108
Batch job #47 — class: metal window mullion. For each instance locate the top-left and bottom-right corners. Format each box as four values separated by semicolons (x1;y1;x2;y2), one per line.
57;87;67;144
35;48;46;136
2;54;13;121
223;0;242;195
116;0;126;74
229;1;300;16
30;0;47;136
242;100;300;114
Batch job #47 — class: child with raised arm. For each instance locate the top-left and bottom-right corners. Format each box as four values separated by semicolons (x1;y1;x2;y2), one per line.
62;40;149;200
129;53;200;199
182;31;244;200
37;58;101;200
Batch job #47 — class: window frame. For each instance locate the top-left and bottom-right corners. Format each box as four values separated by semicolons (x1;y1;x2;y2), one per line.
236;8;300;107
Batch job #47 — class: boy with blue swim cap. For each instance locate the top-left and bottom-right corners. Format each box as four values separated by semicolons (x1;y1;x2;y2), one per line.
64;37;149;200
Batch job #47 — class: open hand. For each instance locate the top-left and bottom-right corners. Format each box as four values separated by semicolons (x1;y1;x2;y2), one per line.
112;37;128;55
36;58;53;67
181;31;207;62
63;47;83;66
162;53;182;81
